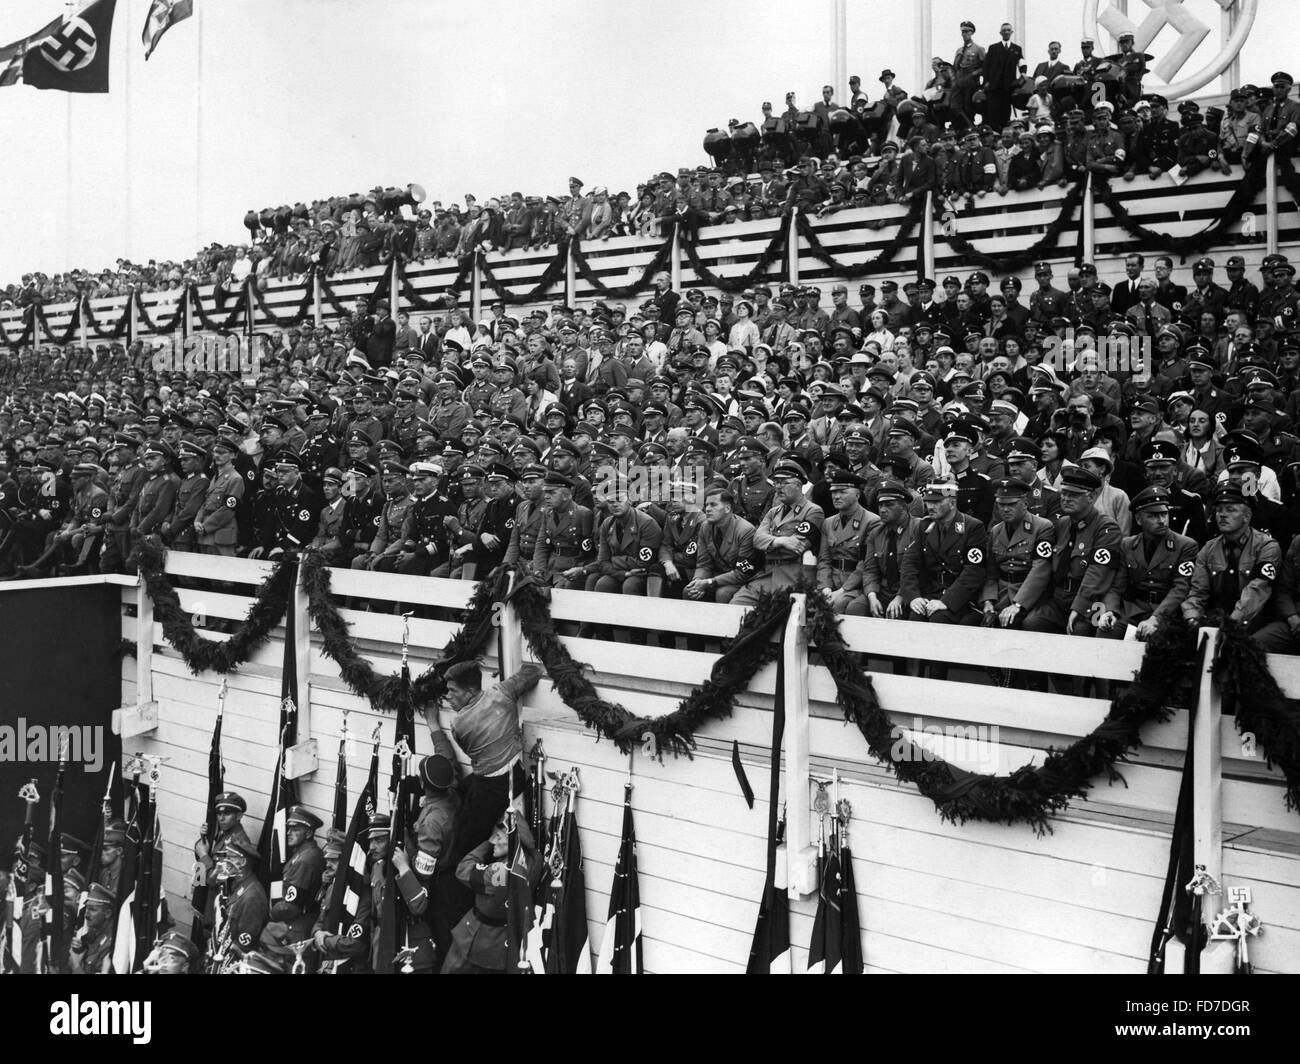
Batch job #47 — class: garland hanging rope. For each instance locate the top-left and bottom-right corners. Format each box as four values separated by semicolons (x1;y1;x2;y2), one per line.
792;198;926;280
0;307;36;351
129;552;1300;832
33;301;84;347
191;285;249;333
398;259;469;311
249;270;316;328
677;214;792;293
479;242;571;304
939;178;1087;273
82;298;131;341
133;290;188;335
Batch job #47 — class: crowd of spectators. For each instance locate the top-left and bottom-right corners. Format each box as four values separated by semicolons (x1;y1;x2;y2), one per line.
4;24;1300;663
7;21;1291;312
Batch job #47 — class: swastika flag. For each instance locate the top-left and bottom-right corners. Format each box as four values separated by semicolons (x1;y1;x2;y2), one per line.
23;0;118;94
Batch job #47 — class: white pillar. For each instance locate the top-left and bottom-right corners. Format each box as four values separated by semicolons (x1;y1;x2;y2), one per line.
787;207;800;288
917;0;934;99
471;254;483;324
1009;0;1027;53
922;192;936;281
312;269;322;328
566;241;579;307
832;0;847;99
1266;159;1279;257
1082;174;1096;264
669;225;682;294
1223;4;1241;101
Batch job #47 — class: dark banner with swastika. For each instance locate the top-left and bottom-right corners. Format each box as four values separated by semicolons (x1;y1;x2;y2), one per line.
23;0;117;94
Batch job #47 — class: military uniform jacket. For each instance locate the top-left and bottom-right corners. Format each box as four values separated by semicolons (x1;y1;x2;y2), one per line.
371;490;414;554
728;475;775;526
900;513;989;611
659;509;704;576
1182;527;1280;625
342;489;383;553
263;481;321;551
1104;531;1199;622
1046;507;1123;614
860;516;923;599
107;462;146;529
752;496;825;571
299;433;340;485
166;472;209;543
533;503;595;573
817;504;880;590
68;481;109;530
275;839;325;941
223;874;270;956
590;507;663;577
451;841;541;971
399;489;455;558
504;497;547;567
692;514;757;587
982;513;1056;609
1024;481;1060;520
474;493;518;569
1269;536;1300;622
130;471;180;536
310;496;348;553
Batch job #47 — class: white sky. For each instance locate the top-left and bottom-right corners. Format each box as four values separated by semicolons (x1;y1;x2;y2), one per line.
0;0;1291;282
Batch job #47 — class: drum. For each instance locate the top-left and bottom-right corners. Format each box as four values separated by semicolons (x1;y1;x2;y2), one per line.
1050;73;1085;108
703;128;732;165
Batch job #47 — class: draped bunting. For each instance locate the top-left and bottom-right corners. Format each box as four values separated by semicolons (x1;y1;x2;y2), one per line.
940;178;1088;273
793;198;926;280
125;548;1300;834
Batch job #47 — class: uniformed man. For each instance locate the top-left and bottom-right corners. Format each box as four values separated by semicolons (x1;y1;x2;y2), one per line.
532;471;596;589
128;440;180;554
340;459;384;564
192;436;245;556
165;440;209;552
250;451;319;558
308;467;348;563
1096;486;1198;640
1253;531;1300;653
683;485;757;603
1023;466;1123;639
43;461;108;575
1029;262;1070;325
194;791;253;932
882;419;935;498
471;462;518;576
442;816;541;974
1142;439;1209;543
444;463;490;578
141;930;200;975
980;478;1056;629
582;478;662;595
503;463;548;575
67;882;116;974
391;460;455;576
407;738;463;965
101;433;146;573
942;419;996;524
299;403;342;493
729;458;825;607
900;480;988;633
817;471;880;611
1257;70;1300;158
857;479;922;619
727;436;776;525
352;460;415;572
1004;436;1060;518
1182;486;1281;632
271;805;325;946
312;813;382;973
212;838;269;969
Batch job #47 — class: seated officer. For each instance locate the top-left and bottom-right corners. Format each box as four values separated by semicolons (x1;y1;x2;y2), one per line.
532;471;595;588
980;478;1056;629
818;470;880;612
1253;530;1300;653
899;480;988;627
582;477;662;595
684;486;757;603
1182;485;1281;633
1023;465;1123;638
857;479;921;618
730;457;824;608
658;480;705;598
1096;486;1198;640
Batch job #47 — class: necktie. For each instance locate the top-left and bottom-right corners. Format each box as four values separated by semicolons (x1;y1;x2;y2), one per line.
885;526;900;588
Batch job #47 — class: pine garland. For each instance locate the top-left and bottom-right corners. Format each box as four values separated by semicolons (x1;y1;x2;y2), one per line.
135;540;295;674
803;587;1202;835
1215;621;1300;811
793;199;926;280
940;178;1087;273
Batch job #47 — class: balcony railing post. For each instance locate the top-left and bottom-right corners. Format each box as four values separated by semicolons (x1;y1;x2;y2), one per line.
285;561;318;780
1266;158;1279;257
1082;173;1096;263
565;240;578;309
669;225;682;295
471;253;483;326
922;191;936;281
783;593;817;899
312;268;323;328
786;207;800;289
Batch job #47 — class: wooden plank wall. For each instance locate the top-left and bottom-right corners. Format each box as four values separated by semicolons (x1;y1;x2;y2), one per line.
116;563;1300;974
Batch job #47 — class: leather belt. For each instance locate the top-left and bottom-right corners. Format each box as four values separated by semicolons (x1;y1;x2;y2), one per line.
473;906;506;928
828;559;857;572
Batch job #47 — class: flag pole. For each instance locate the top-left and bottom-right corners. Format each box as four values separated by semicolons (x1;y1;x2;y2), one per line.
122;0;131;263
194;0;203;255
64;0;73;271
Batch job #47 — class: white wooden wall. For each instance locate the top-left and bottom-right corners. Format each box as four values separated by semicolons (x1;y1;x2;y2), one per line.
113;560;1299;974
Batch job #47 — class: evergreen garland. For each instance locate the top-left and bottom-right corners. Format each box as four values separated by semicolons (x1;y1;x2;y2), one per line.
793;199;926;280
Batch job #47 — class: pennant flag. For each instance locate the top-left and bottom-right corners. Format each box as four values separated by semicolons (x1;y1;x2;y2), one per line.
41;758;67;973
542;772;591;974
748;651;791;974
142;0;191;59
23;0;118;94
4;780;41;974
505;811;536;975
0;16;62;88
595;783;642;974
258;600;301;901
132;784;164;967
323;729;378;957
807;824;841;974
836;822;864;975
332;729;349;833
190;691;225;951
110;776;144;973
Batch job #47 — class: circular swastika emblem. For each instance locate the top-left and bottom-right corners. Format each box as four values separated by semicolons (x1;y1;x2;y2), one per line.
298;508;310;522
966;548;983;564
685;541;697;555
42;17;98;72
1093;548;1111;565
638;547;653;562
1178;561;1194;577
796;521;811;534
1262;563;1276;580
1035;540;1053;559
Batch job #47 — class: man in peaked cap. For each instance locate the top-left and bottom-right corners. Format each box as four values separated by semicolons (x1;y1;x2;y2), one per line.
127;437;180;556
194;791;253;902
729;458;825;607
165;439;210;553
1022;468;1123;686
979;478;1057;632
141;930;200;975
533;469;596;588
1183;485;1281;633
1141;438;1210;544
272;805;325;947
818;470;880;610
213;837;269;967
1094;486;1199;641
